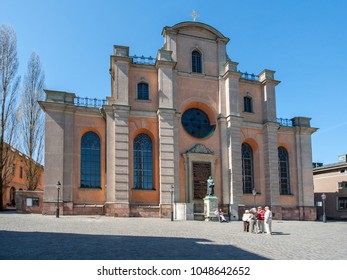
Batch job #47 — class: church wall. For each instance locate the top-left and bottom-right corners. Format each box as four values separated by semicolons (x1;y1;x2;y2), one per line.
175;35;219;76
176;74;221;204
128;117;160;204
128;66;158;110
239;82;263;123
72;112;106;204
240;127;266;207
278;131;299;207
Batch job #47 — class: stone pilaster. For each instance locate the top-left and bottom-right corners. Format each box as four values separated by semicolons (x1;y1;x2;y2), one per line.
218;116;229;206
108;45;131;105
259;69;280;122
113;105;130;216
157;109;178;217
263;122;280;206
292;117;318;208
227;115;243;220
156;49;176;109
62;110;74;213
222;63;242;117
104;107;116;205
156;48;177;218
40;90;76;215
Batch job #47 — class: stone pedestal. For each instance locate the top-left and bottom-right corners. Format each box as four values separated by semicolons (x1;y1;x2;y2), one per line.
204;195;218;221
175;203;194;220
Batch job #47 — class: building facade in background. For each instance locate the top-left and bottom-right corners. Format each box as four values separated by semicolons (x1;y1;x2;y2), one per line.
40;21;317;220
1;145;44;211
313;156;347;220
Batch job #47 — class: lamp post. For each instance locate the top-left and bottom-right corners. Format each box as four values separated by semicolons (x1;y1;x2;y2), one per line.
321;193;326;223
252;189;257;209
170;185;174;221
56;181;61;218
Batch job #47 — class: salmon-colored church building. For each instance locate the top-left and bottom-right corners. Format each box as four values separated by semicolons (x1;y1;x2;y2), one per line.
40;21;317;220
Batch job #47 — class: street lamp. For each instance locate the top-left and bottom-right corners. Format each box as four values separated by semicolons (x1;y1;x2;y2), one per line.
56;181;61;218
321;193;326;223
170;185;174;221
252;189;257;209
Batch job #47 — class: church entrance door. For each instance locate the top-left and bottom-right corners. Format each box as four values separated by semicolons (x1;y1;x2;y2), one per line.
192;162;211;213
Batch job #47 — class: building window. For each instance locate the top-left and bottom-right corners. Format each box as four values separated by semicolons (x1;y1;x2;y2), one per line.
26;197;39;207
11;164;15;176
137;82;149;100
80;132;101;188
19;166;23;179
134;134;153;190
192;50;202;73
181;108;215;139
243;96;253;113
338;181;347;189
242;143;254;194
278;147;291;195
338;197;347;210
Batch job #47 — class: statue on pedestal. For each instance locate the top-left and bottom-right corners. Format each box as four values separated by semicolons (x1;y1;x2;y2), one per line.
207;176;215;196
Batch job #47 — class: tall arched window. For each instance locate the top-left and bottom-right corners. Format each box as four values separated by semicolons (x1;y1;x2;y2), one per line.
137;82;149;100
81;132;101;188
134;134;153;190
278;147;291;195
242;143;254;194
192;50;202;73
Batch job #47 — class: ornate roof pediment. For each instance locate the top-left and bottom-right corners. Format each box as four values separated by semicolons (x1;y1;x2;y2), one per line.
185;143;214;155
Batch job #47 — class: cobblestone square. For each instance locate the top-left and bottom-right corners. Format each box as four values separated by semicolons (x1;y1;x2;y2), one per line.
0;213;346;260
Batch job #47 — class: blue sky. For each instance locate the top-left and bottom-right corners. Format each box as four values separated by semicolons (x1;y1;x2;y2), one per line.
2;0;347;164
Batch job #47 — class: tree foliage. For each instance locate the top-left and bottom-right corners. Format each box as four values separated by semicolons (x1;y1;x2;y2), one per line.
0;25;20;210
18;52;45;190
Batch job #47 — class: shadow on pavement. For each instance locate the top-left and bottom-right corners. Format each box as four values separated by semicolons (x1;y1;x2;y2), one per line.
0;230;268;260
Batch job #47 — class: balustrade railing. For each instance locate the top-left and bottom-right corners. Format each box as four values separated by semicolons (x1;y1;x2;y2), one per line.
131;55;156;65
239;71;259;81
276;118;294;127
74;96;107;108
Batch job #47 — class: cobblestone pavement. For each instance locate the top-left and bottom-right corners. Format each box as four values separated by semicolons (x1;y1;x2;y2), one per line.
0;213;346;260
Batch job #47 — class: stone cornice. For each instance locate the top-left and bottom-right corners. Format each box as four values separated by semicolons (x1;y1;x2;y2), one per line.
222;70;242;80
155;60;176;69
39;101;102;117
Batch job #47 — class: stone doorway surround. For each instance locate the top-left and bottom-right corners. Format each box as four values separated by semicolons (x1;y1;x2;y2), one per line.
180;144;219;220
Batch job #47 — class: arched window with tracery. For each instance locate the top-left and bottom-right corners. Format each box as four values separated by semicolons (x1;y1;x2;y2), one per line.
134;134;153;190
192;50;202;73
80;132;101;188
242;143;254;194
278;147;291;195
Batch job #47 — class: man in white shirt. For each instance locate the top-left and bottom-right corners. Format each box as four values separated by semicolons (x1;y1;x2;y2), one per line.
264;206;273;235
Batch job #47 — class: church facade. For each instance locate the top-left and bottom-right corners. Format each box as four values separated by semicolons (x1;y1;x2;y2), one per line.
40;21;317;220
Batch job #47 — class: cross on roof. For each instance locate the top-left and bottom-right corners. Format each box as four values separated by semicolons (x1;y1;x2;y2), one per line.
190;10;198;21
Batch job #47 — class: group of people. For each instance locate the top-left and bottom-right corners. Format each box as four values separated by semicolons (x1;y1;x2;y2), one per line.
242;206;273;235
214;206;273;235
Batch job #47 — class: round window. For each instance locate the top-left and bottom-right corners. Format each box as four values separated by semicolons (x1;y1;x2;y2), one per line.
181;108;215;138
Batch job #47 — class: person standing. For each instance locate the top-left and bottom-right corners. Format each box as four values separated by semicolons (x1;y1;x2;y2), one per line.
256;206;265;233
249;208;257;233
242;210;251;232
264;206;273;235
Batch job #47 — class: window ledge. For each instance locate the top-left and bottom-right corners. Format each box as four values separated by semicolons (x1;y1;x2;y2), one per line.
135;99;151;102
132;188;156;191
79;187;102;190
